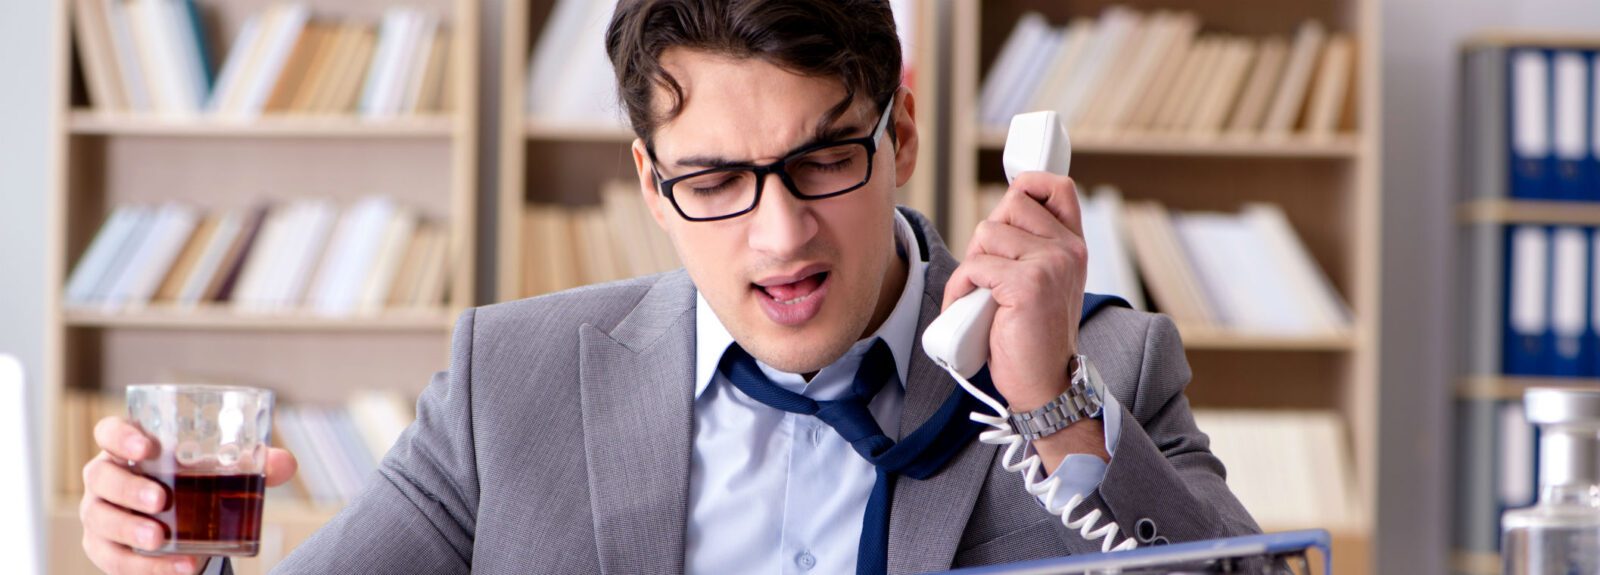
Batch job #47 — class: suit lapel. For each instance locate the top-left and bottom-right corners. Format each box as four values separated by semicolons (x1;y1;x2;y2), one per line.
579;273;697;575
887;213;1001;573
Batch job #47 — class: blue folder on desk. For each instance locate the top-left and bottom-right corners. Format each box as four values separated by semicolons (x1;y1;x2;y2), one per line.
936;529;1331;575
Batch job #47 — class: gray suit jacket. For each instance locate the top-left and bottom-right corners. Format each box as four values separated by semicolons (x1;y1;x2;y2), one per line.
268;208;1258;574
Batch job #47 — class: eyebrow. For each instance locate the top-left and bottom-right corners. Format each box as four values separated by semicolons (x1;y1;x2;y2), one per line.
671;119;867;169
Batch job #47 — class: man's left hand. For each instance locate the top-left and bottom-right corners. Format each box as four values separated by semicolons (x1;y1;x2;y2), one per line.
942;172;1107;466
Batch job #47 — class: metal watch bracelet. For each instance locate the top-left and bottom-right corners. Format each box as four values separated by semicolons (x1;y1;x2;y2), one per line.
1007;354;1105;441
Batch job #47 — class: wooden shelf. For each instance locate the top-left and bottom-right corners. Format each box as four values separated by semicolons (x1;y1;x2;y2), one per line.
1456;375;1600;400
62;307;456;332
69;111;455;138
975;129;1361;158
1450;550;1500;575
523;120;635;143
1177;326;1357;351
1457;199;1600;225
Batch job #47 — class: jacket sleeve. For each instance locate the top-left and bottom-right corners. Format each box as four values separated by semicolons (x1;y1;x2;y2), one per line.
266;309;482;573
1073;313;1260;546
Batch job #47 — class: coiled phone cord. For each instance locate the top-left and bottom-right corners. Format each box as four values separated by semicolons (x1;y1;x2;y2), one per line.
939;362;1138;553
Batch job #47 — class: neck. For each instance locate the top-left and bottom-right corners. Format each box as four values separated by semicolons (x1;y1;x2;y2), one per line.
858;238;909;344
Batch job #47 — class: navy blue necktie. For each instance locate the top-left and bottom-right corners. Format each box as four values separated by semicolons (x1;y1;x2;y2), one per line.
717;293;1129;575
719;339;1001;575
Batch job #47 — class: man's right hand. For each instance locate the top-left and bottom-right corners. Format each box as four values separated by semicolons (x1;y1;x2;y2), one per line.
80;416;298;574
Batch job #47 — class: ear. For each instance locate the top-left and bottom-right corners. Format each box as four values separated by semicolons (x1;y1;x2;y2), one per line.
890;86;919;189
631;138;672;232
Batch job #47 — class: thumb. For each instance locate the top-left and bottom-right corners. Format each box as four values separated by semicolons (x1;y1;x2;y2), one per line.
265;447;298;488
941;265;978;312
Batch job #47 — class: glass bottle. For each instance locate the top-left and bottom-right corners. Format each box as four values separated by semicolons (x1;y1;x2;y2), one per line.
1502;387;1600;575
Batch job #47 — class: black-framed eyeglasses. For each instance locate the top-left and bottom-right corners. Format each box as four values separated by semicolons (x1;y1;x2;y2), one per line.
648;95;895;222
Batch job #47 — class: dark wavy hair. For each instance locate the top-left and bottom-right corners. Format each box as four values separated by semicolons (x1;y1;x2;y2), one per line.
604;0;902;145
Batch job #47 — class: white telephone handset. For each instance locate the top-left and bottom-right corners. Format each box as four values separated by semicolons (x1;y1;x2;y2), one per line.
921;111;1136;553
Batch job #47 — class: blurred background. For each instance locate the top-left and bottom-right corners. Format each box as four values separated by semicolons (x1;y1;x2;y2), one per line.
3;0;1600;573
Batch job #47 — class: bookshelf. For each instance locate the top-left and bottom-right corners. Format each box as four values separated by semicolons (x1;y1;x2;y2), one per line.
46;0;478;573
1450;34;1600;575
496;0;943;301
947;1;1382;572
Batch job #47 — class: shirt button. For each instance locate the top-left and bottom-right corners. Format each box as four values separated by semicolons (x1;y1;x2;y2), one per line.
795;550;816;571
812;427;826;445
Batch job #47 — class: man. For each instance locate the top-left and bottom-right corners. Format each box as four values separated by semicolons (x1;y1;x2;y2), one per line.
79;1;1258;573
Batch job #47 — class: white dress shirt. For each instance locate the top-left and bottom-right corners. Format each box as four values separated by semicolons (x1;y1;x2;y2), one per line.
686;211;1121;574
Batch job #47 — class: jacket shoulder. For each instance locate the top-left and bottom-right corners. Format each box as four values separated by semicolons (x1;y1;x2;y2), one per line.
471;273;675;341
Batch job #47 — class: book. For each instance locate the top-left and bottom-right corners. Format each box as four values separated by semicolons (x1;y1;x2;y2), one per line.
1304;35;1354;138
309;197;394;315
286;22;346;113
1076;11;1157;133
157;0;208;111
1025;19;1095;121
206;205;269;303
65;206;141;306
1080;186;1146;311
1190;38;1255;134
1261;20;1327;136
356;206;418;313
174;209;243;306
103;0;152;112
1241;204;1351;334
1551;50;1590;201
106;202;199;310
88;205;156;307
385;223;430;307
1121;201;1216;329
73;0;127;111
414;31;450;114
1099;12;1189;132
1124;14;1200;131
1150;36;1215;132
1194;409;1358;529
271;199;337;310
1054;7;1138;128
124;0;175;113
1226;37;1289;134
231;203;293;310
323;25;379;114
525;0;624;127
360;9;412;118
263;22;329;113
410;225;450;308
235;4;310;118
206;11;265;113
397;16;440;116
152;213;218;302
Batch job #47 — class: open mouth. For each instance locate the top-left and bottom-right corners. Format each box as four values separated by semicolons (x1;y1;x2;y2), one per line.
753;269;831;326
758;271;828;304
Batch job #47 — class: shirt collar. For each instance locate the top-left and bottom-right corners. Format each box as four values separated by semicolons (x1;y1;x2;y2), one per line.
694;210;928;399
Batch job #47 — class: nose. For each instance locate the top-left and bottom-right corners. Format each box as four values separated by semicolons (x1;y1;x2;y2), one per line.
746;172;817;257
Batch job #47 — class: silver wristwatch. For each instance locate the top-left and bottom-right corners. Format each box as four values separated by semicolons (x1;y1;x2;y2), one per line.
1008;354;1107;441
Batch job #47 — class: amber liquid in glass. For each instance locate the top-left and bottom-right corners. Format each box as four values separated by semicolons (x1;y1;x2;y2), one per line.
138;472;265;556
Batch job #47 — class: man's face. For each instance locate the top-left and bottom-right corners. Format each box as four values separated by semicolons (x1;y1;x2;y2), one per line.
631;48;918;375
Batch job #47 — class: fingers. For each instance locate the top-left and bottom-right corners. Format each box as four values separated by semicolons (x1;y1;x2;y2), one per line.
94;416;158;462
1004;169;1081;237
941;264;979;312
969;219;1062;262
82;530;201;575
956;253;1081;308
265;447;299;488
80;495;166;552
83;453;167;514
